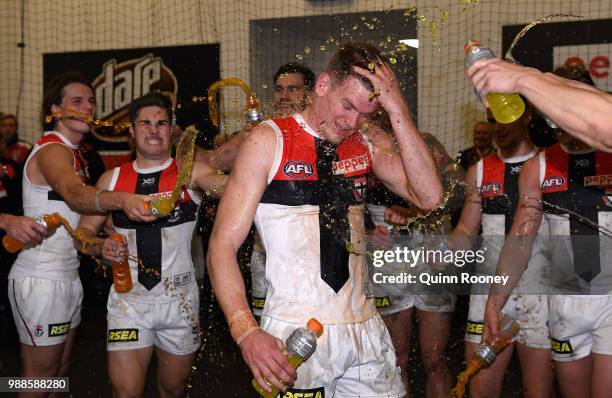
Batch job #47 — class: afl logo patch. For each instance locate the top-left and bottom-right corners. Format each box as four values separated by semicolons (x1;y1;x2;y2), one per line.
542;176;565;188
283;160;314;178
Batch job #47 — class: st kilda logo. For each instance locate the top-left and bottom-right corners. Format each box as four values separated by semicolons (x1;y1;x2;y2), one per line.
91;54;178;142
283;160;314;178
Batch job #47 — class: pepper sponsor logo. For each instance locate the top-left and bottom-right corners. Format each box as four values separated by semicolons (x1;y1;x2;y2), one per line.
551;338;573;354
107;328;139;342
48;322;70;337
281;387;325;398
466;320;483;335
585;174;612;187
333;153;369;175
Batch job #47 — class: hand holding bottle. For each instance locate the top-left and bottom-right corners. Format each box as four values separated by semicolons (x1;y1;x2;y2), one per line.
241;328;297;395
2;213;57;253
465;40;527;124
253;318;323;398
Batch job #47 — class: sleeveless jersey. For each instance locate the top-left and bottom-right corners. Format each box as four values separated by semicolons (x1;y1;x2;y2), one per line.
255;114;376;324
109;158;200;303
475;149;550;289
540;143;612;294
9;131;90;280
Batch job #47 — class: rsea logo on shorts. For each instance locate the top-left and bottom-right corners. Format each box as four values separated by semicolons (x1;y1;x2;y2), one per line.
375;296;390;308
551;338;573;354
252;297;266;309
48;322;70;337
466;321;483;335
108;328;139;342
281;387;325;398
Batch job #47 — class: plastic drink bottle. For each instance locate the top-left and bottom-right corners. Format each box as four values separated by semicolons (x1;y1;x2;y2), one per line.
472;314;520;368
110;234;132;293
2;212;63;253
465;40;526;124
451;314;520;397
143;198;174;218
253;318;324;398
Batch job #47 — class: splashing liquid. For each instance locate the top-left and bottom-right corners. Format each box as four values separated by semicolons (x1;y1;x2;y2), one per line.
451;315;520;397
145;125;198;218
207;78;262;127
504;14;583;63
44;111;131;131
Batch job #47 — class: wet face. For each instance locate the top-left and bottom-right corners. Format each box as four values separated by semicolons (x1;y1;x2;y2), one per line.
130;106;172;159
51;83;95;134
315;74;378;144
0;116;17;142
272;72;310;116
493;112;530;150
472;123;494;151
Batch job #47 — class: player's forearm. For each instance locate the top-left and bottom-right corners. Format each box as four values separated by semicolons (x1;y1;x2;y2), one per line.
207;237;252;318
390;109;443;209
73;226;104;256
64;184;128;214
517;73;612;151
488;233;536;304
195;171;228;199
441;165;466;213
449;224;478;252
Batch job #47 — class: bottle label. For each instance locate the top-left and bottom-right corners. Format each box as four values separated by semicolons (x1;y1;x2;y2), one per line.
288;337;314;358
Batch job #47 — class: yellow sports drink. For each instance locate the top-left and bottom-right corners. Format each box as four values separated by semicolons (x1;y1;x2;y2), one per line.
143;198;174;218
253;318;324;398
465;40;526;124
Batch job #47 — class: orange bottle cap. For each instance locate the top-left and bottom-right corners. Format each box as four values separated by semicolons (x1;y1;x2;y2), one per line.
464;40;481;55
307;318;323;337
44;212;63;228
110;234;125;243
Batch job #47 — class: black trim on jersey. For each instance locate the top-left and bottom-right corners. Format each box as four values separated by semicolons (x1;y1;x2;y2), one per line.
111;171;197;291
316;139;350;293
48;190;64;202
136;171;162;290
261;180;317;205
482;160;523;235
543;152;602;283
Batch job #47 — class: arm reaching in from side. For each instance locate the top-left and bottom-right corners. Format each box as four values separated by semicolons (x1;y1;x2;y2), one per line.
468;58;612;151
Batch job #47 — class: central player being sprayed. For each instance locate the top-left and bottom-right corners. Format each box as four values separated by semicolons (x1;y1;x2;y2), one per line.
208;42;443;396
